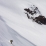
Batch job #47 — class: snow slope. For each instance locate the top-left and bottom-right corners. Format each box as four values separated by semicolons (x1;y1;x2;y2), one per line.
0;16;36;46
0;0;46;46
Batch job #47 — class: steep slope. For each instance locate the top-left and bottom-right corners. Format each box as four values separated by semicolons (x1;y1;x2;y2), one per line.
0;16;36;46
0;0;46;46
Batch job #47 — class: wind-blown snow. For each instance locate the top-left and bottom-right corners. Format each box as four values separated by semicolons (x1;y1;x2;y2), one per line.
0;0;46;46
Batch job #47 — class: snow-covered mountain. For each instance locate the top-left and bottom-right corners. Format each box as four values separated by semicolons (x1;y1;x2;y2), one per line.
0;0;46;46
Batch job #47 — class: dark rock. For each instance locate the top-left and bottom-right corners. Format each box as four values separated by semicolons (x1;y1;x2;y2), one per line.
34;15;46;25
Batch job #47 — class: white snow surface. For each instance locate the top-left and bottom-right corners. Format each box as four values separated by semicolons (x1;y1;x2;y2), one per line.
0;0;46;46
0;16;35;46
